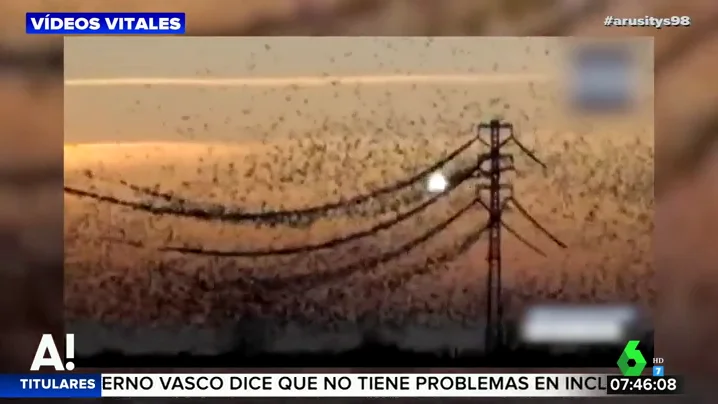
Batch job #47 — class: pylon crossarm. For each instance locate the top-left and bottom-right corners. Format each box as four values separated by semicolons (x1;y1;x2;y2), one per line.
475;124;490;147
475;184;512;195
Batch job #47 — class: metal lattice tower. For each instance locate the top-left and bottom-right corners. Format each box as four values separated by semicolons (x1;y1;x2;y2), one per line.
478;119;511;352
469;119;567;353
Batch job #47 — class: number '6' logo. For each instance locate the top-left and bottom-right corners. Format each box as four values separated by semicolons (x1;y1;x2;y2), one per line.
617;340;647;376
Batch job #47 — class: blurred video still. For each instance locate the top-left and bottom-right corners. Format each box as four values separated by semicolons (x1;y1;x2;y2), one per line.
62;35;654;368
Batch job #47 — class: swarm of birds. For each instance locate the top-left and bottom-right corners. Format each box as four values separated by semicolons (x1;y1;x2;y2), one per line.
63;38;654;328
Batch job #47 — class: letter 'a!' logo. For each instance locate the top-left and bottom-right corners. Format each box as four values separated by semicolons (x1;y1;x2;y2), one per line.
30;334;75;371
617;340;647;376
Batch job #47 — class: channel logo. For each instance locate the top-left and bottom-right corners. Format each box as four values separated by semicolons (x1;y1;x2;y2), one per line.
617;340;647;376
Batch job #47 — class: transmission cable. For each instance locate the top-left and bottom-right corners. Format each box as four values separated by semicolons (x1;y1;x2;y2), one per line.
380;218;491;292
109;196;478;300
251;205;489;299
375;195;566;293
63;136;478;225
114;178;428;221
505;197;567;248
249;197;479;293
380;196;561;292
121;174;470;257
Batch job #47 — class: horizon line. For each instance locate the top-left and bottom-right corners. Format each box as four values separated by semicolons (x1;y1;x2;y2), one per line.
64;73;553;87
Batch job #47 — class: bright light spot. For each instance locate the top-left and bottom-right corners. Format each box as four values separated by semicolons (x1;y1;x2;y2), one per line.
426;172;448;193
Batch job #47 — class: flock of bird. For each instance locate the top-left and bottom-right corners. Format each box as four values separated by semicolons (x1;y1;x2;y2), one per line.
63;123;653;328
63;41;654;328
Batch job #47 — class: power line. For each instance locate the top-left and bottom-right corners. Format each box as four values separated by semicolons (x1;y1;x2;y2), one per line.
126;195;483;302
189;116;566;319
379;219;492;292
63;135;479;226
378;193;569;295
505;197;567;249
179;120;565;325
66;118;566;357
119;175;472;257
245;196;480;293
114;178;424;221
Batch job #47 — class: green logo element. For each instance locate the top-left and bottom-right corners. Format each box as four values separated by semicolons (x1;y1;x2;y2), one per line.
618;340;647;376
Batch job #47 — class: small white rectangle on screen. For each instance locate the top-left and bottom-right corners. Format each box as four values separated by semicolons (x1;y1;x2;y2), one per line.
520;304;642;344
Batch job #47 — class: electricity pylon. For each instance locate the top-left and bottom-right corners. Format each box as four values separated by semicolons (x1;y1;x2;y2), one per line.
65;112;565;356
469;119;567;353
